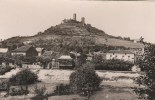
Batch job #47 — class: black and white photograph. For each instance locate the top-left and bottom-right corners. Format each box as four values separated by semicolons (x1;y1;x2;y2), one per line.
0;0;155;100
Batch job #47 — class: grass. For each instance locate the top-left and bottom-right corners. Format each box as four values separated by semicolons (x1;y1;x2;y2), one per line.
89;85;142;100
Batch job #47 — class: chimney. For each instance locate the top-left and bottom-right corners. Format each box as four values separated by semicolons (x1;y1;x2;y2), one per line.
73;13;76;21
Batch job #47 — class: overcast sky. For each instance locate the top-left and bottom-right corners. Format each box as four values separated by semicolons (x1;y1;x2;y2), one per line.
0;0;155;43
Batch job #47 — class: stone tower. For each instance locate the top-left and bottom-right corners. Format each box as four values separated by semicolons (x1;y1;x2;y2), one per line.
73;13;76;21
81;17;85;26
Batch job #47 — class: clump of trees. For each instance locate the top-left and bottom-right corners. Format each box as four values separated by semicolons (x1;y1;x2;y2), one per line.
70;63;102;99
135;44;155;99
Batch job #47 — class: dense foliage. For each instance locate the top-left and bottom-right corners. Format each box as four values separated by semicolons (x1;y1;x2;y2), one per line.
54;84;72;95
135;44;155;100
92;58;134;71
9;69;38;85
70;63;102;97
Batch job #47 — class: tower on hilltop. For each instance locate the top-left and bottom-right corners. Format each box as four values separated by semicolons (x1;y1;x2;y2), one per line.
73;13;76;21
81;17;85;26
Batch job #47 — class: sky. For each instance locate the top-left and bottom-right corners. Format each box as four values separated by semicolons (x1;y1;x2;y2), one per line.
0;0;155;43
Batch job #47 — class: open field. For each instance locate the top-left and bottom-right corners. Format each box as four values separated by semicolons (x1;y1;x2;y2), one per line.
0;68;143;100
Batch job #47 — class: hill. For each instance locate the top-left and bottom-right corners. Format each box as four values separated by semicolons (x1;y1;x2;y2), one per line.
2;16;144;53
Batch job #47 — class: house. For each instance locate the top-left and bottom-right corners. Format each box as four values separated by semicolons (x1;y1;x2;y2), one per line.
106;50;135;63
36;47;45;56
0;48;8;57
11;45;38;57
58;55;73;69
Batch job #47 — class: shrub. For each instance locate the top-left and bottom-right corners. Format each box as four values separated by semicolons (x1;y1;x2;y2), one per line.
9;69;38;85
93;59;133;71
31;85;47;100
0;79;9;92
9;87;29;96
0;66;14;75
70;63;102;97
54;84;72;95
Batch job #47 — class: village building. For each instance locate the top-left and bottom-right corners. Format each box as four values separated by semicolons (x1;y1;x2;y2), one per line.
58;55;73;69
36;47;45;56
106;50;135;63
11;45;38;57
0;48;9;57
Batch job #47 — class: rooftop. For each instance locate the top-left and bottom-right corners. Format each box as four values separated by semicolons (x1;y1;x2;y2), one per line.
107;50;134;54
12;45;32;52
58;55;72;60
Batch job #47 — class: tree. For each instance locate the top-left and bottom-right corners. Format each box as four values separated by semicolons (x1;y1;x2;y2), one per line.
135;44;155;99
9;69;38;85
70;63;102;99
9;69;38;92
75;53;87;68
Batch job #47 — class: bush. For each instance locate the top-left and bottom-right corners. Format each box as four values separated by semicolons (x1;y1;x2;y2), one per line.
9;69;38;85
31;85;47;100
93;59;133;71
70;63;102;97
0;79;9;92
9;87;29;96
54;84;72;95
0;66;14;75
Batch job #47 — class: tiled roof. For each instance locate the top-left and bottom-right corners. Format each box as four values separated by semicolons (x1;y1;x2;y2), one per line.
107;50;134;54
58;55;72;60
12;45;32;52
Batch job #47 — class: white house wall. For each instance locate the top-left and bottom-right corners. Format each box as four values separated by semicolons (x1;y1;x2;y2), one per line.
106;53;134;63
11;52;26;56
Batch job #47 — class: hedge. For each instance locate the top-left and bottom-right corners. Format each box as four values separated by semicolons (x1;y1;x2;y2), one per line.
93;59;134;71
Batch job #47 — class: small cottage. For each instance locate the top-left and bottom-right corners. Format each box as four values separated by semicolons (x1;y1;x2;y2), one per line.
0;48;9;57
58;55;73;69
11;45;38;57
